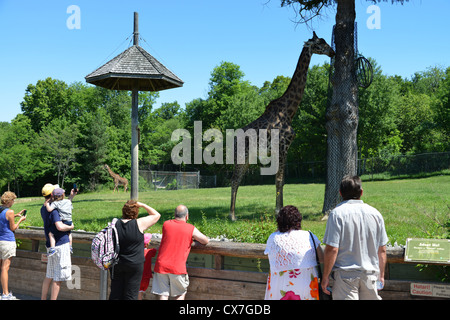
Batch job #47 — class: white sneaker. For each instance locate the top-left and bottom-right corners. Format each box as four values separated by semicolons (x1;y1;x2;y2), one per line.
1;292;17;300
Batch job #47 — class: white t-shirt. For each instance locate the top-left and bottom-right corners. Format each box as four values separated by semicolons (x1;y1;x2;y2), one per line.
323;200;389;273
264;229;320;272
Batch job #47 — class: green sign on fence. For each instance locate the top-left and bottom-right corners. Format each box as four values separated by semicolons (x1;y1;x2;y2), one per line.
405;238;450;264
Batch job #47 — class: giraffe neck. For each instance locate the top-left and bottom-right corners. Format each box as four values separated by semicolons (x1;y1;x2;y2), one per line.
107;167;116;177
278;45;312;119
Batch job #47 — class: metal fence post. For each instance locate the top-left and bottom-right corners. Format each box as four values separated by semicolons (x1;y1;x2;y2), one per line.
99;269;108;300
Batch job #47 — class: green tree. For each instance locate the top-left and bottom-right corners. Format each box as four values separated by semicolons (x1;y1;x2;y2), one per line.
185;98;210;131
395;92;435;153
411;66;449;152
411;66;447;96
20;77;71;132
152;101;181;121
259;76;291;103
38;118;80;188
208;61;247;101
67;82;103;119
0;115;37;195
357;59;401;158
186;61;250;130
140;101;185;166
91;88;132;175
217;75;292;131
77;110;109;191
434;67;450;150
289;64;330;163
215;85;265;130
137;91;159;122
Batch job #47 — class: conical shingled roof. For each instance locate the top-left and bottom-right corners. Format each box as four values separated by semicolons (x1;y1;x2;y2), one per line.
85;45;183;91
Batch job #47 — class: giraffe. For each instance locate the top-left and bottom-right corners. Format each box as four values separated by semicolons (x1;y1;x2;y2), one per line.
229;32;335;220
104;164;129;192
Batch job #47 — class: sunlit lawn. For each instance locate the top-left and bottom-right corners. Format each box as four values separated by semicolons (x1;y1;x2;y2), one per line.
14;175;449;245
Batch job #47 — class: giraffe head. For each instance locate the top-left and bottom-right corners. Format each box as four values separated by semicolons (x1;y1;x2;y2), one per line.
305;32;335;58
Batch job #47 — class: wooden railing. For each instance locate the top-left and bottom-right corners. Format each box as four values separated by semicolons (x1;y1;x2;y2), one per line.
10;228;447;300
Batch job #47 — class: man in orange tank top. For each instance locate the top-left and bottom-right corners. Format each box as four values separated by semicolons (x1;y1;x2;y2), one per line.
152;205;209;300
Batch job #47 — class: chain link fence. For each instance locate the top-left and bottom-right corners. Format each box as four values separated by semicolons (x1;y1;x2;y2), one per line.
140;152;449;190
215;152;449;185
283;152;450;182
139;171;199;190
357;152;450;180
139;170;218;190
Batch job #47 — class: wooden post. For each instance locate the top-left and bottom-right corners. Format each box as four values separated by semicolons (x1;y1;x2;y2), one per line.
133;12;139;46
214;254;224;270
99;270;108;300
31;239;39;252
130;12;139;200
131;87;139;200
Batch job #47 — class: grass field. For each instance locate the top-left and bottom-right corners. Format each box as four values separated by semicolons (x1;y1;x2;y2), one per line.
14;175;449;245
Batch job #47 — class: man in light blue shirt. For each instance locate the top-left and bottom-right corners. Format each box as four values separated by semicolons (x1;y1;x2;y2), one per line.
322;175;388;300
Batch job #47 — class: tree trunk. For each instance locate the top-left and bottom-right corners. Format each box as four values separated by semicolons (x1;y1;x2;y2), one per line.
322;0;358;216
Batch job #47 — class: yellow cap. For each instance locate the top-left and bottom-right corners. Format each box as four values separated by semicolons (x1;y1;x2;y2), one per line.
42;184;57;197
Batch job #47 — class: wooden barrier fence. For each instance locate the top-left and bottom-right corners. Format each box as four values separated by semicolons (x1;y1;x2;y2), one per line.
10;228;449;300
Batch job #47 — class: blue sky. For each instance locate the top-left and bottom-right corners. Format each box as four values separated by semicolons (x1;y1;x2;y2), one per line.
0;0;449;123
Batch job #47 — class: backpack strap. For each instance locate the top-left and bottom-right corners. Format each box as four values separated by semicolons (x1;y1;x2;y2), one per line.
110;218;120;254
109;218;120;280
309;231;322;278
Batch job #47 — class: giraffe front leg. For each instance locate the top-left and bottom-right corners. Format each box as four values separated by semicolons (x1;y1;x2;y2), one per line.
230;186;238;221
229;163;248;221
275;164;285;214
274;140;290;214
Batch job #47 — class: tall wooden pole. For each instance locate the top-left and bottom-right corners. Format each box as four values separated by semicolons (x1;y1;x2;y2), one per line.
133;11;139;45
131;12;139;200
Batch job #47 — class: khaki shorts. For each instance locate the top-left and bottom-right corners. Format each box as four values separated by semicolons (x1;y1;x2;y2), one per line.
0;241;16;260
331;270;382;300
151;272;189;297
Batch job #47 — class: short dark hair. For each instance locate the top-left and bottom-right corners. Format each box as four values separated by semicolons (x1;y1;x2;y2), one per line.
340;175;362;200
277;205;302;233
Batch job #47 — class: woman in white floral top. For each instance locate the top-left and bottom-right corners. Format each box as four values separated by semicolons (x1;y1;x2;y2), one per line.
264;205;324;300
